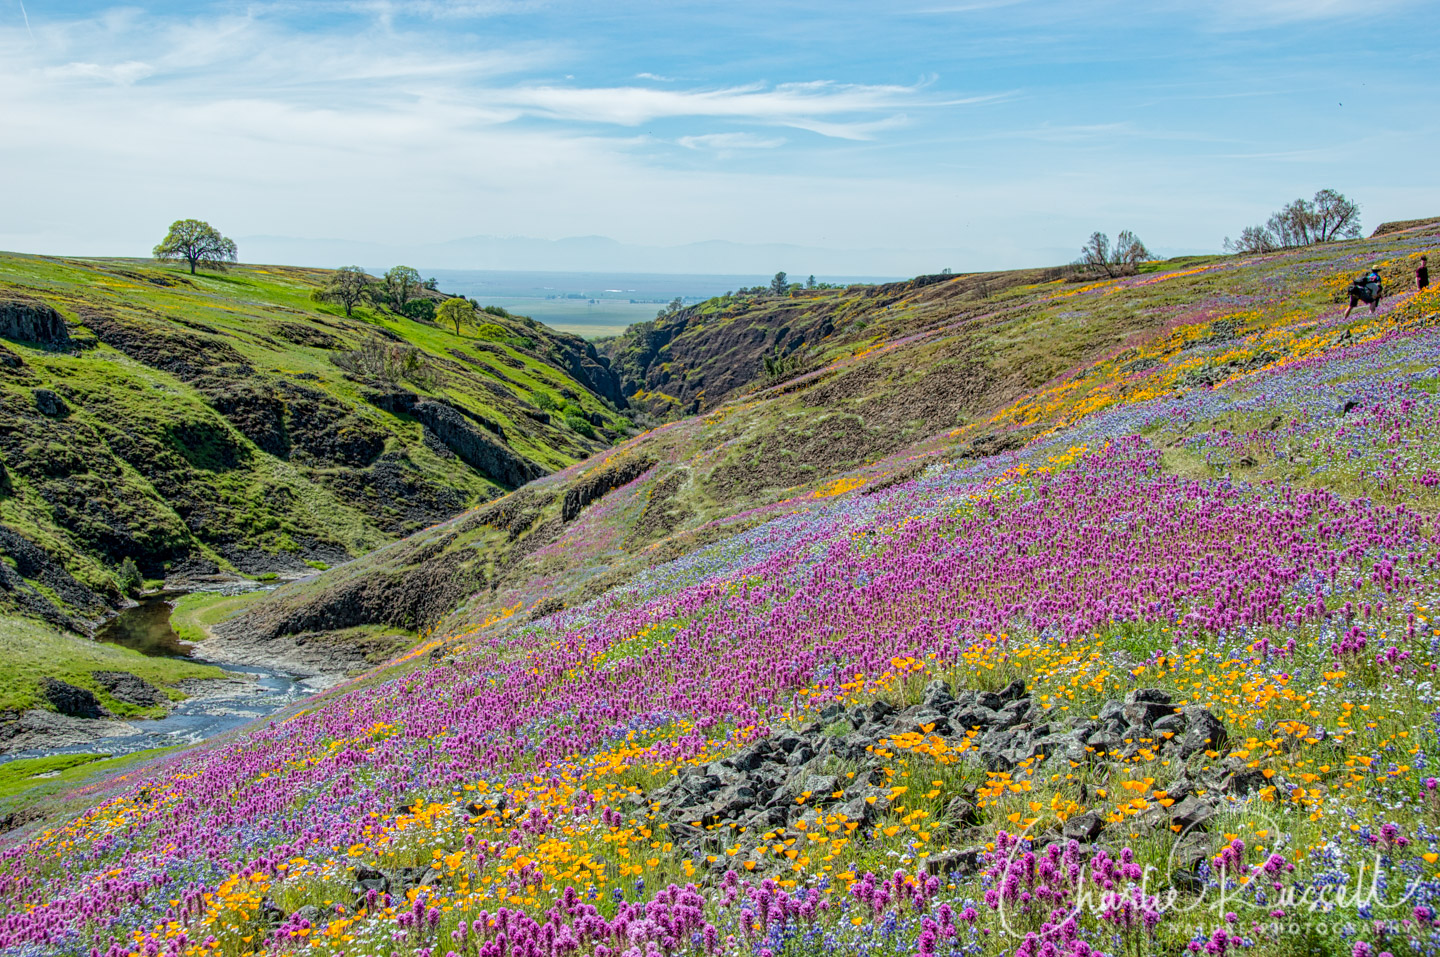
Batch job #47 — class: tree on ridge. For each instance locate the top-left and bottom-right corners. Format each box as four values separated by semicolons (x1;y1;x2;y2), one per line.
1076;230;1152;278
1224;189;1361;253
384;266;423;313
153;220;238;275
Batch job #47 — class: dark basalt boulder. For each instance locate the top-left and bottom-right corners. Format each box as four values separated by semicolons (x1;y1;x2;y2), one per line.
0;298;70;346
92;670;165;707
33;389;68;417
41;677;108;718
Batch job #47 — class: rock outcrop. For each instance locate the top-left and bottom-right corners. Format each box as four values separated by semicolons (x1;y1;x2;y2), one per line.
561;455;656;522
0;298;70;346
41;677;109;718
0;524;113;628
92;671;166;707
32;389;68;417
367;391;544;488
644;680;1247;873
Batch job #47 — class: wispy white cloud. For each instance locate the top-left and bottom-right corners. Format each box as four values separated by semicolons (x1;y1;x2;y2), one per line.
470;80;963;138
0;0;1431;270
43;59;154;84
678;132;787;150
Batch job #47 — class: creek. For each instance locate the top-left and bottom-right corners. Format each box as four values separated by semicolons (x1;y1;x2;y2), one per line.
7;591;315;762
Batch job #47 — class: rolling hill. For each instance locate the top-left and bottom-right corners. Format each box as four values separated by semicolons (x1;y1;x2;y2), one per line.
3;221;1440;957
0;254;631;632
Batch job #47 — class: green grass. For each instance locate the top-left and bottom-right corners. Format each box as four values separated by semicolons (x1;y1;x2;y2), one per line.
169;589;271;645
0;753;108;801
0;747;179;827
0;616;221;717
0;252;634;630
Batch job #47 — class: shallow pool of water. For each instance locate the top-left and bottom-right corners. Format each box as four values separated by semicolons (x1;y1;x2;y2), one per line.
94;593;195;657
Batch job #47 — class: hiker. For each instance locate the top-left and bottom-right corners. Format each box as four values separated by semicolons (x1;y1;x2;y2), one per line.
1419;255;1431;291
1343;266;1383;319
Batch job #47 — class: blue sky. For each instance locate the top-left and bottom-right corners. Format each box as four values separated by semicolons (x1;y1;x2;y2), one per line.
1;0;1436;273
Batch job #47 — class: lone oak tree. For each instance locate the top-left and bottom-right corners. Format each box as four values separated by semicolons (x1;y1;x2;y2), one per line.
153;219;238;274
437;296;476;336
311;266;374;317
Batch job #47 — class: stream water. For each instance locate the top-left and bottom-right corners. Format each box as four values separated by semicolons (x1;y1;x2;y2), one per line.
5;593;315;763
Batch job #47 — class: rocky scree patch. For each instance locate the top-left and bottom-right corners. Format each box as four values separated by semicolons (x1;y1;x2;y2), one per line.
639;679;1260;884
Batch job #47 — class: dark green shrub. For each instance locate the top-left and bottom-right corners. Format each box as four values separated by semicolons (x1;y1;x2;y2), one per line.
117;557;142;598
564;410;597;438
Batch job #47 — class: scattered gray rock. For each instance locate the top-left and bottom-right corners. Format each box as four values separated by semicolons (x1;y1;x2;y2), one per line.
0;298;70;346
1169;795;1218;831
1063;810;1105;843
0;707;135;755
640;682;1246;874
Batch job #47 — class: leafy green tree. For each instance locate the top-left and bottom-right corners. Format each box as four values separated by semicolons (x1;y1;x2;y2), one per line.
384;266;422;312
311;266;374;317
806;275;816;289
437;296;476;336
402;298;436;322
116;557;143;598
563;405;597;438
769;271;789;296
153;219;237;274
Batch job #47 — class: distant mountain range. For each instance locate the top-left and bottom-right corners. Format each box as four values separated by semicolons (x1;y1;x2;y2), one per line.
235;233;999;276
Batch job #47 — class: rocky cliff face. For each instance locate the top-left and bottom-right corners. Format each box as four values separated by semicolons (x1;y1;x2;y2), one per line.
366;391;545;488
600;269;1050;419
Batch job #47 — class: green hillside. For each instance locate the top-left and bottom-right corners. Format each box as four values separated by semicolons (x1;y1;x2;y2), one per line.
0;254;632;631
9;223;1440;957
226;224;1439;667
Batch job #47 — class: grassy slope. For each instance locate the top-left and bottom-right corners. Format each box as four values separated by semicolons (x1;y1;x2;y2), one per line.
0;253;630;614
0;615;220;716
8;226;1440;957
237;228;1434;651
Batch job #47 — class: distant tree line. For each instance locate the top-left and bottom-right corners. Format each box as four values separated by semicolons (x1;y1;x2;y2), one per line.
1224;189;1361;254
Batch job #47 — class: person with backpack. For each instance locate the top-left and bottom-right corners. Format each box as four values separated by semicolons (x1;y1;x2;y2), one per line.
1343;266;1384;319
